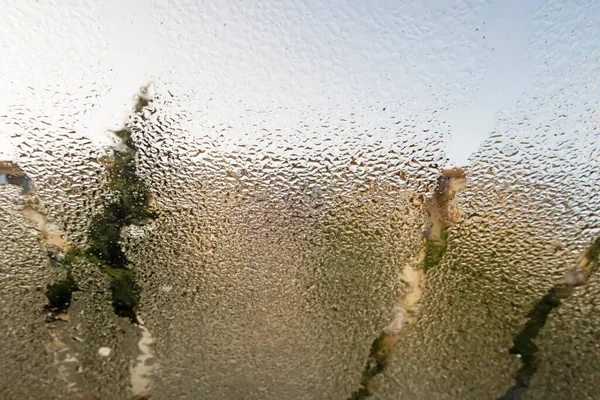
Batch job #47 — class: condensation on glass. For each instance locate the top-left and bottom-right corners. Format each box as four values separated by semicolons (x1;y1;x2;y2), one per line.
0;1;599;399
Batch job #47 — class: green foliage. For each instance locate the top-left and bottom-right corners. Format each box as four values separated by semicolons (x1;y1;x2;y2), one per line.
44;91;155;323
45;273;79;314
347;333;389;400
499;287;562;399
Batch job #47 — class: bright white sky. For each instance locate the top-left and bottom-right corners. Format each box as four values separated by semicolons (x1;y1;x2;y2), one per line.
0;0;596;166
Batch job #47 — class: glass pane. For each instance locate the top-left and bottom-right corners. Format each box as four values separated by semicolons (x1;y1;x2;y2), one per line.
1;1;598;399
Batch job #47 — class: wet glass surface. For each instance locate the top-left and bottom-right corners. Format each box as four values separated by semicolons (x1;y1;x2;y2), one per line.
1;1;599;399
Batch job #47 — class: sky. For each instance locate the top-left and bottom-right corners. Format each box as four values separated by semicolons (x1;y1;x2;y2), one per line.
0;0;596;166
